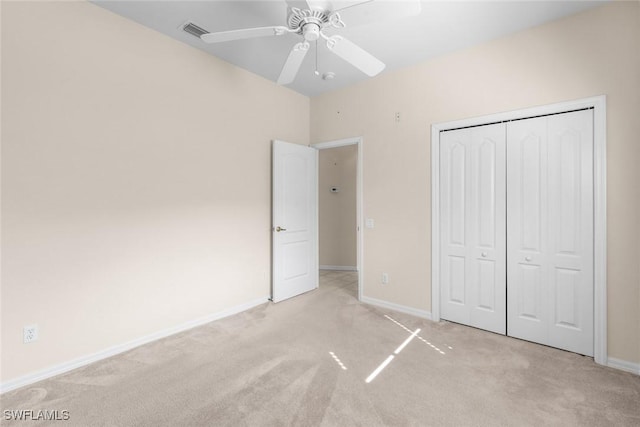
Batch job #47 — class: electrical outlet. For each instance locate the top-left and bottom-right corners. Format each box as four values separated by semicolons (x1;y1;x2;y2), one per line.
382;273;389;284
23;325;38;343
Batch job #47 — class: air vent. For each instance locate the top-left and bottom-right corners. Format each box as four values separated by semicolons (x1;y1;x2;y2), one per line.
182;22;209;38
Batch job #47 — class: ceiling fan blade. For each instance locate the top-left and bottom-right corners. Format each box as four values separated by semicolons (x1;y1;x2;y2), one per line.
285;0;329;11
326;36;385;77
201;26;289;44
333;0;421;28
307;0;332;10
277;42;310;85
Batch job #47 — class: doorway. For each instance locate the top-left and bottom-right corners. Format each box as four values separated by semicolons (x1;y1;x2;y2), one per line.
312;138;363;301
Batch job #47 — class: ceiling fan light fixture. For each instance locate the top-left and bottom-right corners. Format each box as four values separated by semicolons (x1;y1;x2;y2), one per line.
302;23;321;41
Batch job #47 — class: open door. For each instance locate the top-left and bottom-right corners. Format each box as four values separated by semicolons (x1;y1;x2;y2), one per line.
272;140;318;303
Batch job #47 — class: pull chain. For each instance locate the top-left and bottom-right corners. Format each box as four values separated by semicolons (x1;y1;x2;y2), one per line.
314;39;320;76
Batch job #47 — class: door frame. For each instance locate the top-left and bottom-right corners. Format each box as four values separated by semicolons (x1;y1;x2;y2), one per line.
430;95;607;365
312;137;363;301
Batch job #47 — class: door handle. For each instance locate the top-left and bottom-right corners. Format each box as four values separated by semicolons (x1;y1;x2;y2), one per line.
525;256;532;262
481;252;487;258
275;226;287;232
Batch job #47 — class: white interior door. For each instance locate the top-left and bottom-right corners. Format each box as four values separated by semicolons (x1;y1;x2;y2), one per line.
272;140;318;303
507;110;594;356
440;123;507;334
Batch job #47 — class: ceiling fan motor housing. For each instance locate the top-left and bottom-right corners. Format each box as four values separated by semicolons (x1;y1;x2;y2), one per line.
288;8;330;39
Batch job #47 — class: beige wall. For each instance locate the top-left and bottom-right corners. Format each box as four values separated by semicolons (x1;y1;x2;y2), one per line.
319;145;357;268
311;2;640;364
0;1;309;382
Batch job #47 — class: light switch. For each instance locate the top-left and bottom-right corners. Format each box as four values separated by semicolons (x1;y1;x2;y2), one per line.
365;218;375;229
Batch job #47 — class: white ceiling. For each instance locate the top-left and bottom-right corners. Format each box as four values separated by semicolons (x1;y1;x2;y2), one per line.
91;0;605;97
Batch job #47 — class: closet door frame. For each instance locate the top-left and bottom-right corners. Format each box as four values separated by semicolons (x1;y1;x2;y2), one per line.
430;95;607;366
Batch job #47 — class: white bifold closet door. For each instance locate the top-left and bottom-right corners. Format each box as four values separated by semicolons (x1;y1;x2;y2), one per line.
439;109;594;356
440;123;507;334
507;110;594;356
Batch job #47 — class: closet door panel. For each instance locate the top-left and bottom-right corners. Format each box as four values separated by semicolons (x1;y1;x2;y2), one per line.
507;116;549;344
449;143;466;247
519;134;544;252
440;131;471;323
517;264;542;320
478;140;497;248
469;125;506;334
440;124;506;334
448;256;466;305
477;259;496;311
546;110;594;356
507;110;593;356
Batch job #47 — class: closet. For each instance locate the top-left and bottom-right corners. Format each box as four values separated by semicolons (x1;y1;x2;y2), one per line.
439;109;594;356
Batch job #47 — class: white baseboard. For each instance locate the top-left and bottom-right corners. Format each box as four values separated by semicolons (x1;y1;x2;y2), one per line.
361;296;432;320
0;296;270;394
607;357;640;375
320;265;357;271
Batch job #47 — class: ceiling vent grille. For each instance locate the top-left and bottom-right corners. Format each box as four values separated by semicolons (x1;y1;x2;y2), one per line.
182;22;209;38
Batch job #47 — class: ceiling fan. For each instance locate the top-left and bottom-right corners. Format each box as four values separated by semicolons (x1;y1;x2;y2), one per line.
200;0;421;85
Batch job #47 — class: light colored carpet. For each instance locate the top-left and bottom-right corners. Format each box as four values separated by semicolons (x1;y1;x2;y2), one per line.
1;270;639;426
